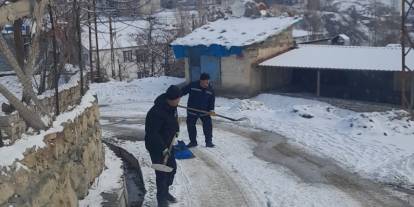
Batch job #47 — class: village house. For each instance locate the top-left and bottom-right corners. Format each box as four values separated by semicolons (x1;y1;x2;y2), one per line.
97;0;161;16
82;14;179;80
171;16;301;97
172;16;413;106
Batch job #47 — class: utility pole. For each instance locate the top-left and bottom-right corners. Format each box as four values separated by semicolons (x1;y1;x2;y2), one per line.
109;14;116;78
93;0;101;81
117;59;122;81
147;16;155;76
88;0;94;83
74;0;84;95
401;0;414;117
49;3;59;115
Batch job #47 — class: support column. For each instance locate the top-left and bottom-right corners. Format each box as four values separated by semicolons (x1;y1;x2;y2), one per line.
316;70;321;97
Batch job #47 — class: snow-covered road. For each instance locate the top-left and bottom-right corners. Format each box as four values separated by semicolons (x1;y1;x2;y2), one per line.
90;77;414;206
101;114;412;207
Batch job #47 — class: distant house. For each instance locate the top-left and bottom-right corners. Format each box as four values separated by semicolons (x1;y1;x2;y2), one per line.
97;0;161;16
293;29;330;44
171;16;301;97
161;0;221;9
82;13;175;79
259;44;414;105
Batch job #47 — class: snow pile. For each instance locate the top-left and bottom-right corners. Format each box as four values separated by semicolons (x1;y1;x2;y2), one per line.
79;145;123;207
91;76;183;105
90;76;184;117
171;16;300;48
343;111;414;137
0;91;96;170
230;99;269;112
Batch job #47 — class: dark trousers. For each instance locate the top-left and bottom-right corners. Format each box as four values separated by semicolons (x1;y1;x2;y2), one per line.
149;151;177;203
186;114;213;144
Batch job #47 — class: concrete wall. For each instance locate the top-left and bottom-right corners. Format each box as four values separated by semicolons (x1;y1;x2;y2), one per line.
0;101;104;207
249;28;295;94
219;49;256;97
183;27;295;97
220;28;295;97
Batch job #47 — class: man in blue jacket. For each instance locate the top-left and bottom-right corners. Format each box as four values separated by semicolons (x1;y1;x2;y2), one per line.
181;73;216;148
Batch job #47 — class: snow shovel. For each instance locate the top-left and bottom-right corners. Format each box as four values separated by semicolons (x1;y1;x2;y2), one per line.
178;105;248;122
151;134;177;173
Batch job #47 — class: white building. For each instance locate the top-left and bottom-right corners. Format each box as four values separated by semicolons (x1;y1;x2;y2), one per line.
82;14;178;80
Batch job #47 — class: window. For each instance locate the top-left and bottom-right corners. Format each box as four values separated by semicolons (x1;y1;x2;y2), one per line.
135;49;148;63
123;50;133;62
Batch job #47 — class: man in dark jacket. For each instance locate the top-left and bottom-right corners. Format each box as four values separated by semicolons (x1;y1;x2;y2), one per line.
181;73;216;148
145;85;181;207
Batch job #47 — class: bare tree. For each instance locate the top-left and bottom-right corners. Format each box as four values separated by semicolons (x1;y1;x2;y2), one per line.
133;13;178;77
0;0;57;130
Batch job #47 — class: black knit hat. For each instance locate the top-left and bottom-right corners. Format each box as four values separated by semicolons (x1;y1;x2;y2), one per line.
200;73;210;80
166;85;181;100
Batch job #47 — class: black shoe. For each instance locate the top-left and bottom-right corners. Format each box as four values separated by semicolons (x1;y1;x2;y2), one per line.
167;193;177;203
186;142;198;148
157;199;169;207
206;142;215;148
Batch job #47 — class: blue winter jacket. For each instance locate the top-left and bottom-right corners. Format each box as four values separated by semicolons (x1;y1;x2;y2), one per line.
181;81;215;116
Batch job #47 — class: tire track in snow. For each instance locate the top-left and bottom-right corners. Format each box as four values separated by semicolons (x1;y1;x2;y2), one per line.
176;148;253;207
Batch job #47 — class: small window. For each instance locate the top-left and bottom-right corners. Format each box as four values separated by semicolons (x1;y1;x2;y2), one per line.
135;49;148;63
123;50;133;62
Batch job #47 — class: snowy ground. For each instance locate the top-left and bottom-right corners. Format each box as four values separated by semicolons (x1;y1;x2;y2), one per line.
79;145;124;207
90;76;414;206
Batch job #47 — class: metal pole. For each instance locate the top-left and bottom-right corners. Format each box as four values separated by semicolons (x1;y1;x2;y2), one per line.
49;4;59;115
74;0;84;95
401;0;407;108
316;70;321;96
401;0;414;116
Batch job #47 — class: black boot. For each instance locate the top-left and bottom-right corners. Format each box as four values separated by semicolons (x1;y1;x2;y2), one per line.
206;142;215;148
186;142;198;148
167;192;177;203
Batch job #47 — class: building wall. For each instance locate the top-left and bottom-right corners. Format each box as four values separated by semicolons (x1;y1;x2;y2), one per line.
183;27;295;97
93;47;147;80
139;0;161;15
250;28;295;94
219;51;253;97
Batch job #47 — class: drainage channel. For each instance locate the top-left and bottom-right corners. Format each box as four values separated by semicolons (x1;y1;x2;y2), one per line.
104;141;146;207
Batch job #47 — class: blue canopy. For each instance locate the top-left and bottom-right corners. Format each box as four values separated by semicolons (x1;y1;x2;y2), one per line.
172;44;243;59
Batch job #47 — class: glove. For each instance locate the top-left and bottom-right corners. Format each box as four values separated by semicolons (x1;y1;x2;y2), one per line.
162;148;170;157
208;111;216;116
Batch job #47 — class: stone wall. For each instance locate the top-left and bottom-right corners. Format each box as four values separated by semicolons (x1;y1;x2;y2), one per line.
0;101;104;207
